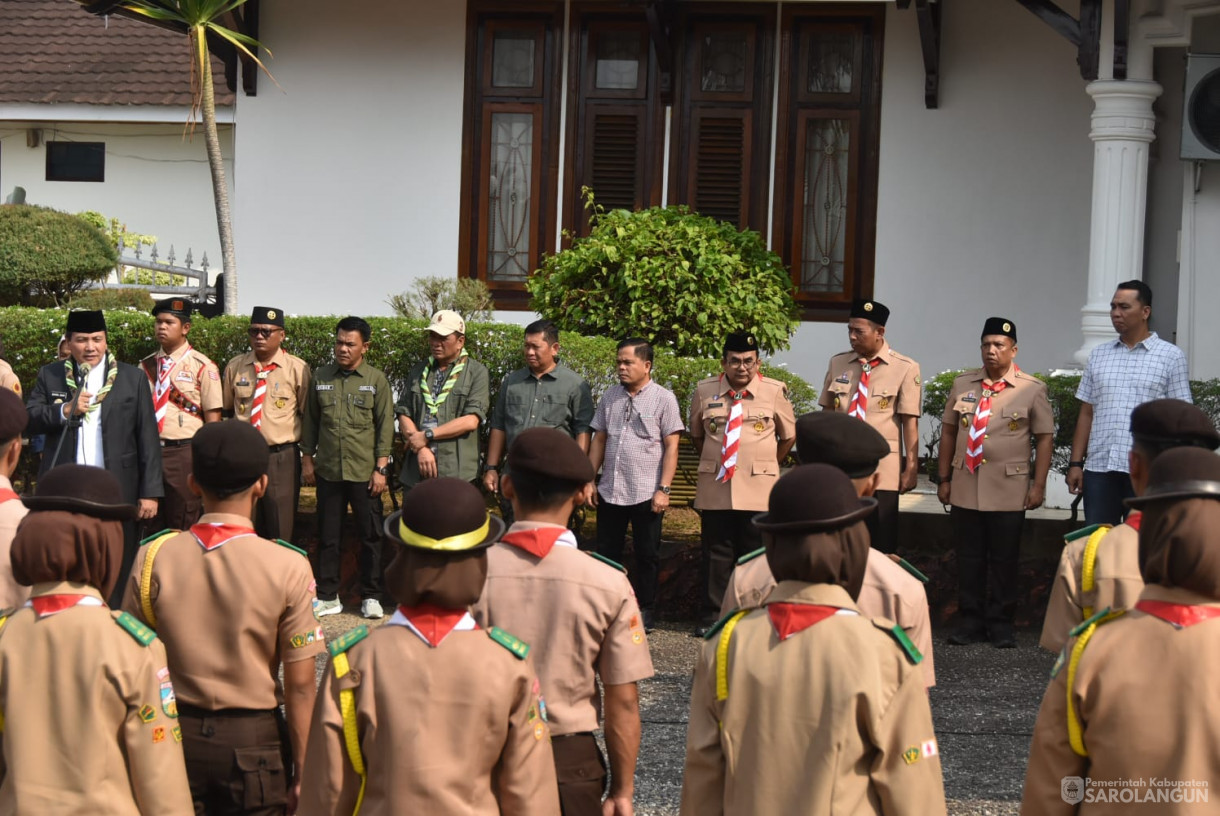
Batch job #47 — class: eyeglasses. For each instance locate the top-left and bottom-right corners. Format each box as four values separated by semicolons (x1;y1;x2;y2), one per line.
726;357;758;369
247;327;280;338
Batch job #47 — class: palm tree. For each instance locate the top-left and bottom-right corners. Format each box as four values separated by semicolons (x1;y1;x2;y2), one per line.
73;1;272;316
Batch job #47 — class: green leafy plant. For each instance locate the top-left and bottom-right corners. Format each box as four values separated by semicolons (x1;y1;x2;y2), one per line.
387;277;494;323
67;288;157;311
528;188;800;359
0;206;118;306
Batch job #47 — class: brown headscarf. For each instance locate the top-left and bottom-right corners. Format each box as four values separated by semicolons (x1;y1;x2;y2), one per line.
765;521;872;601
11;510;125;599
1139;498;1220;599
385;548;488;610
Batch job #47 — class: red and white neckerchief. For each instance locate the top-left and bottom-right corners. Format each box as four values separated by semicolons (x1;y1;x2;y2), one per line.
190;522;257;551
848;358;880;420
26;594;104;618
964;379;1012;473
1125;511;1142;531
0;488;19;504
1135;600;1220;629
388;602;477;647
501;527;577;559
767;603;857;641
151;346;192;433
717;375;749;482
250;362;279;429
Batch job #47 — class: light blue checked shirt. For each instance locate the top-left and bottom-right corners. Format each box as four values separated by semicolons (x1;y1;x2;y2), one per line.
1077;332;1191;473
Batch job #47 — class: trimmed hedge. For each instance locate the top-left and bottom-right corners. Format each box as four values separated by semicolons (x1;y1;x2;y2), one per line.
0;206;118;305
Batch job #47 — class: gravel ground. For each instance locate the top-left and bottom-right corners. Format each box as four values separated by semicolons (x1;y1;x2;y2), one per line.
315;609;1054;814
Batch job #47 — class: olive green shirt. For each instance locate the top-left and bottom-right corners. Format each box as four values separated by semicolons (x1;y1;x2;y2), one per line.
395;355;491;487
489;363;594;449
301;361;394;483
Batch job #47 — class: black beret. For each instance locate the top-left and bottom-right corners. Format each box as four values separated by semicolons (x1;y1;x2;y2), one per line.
1130;399;1220;451
0;387;28;443
723;333;759;356
152;298;194;321
753;464;876;532
508;427;595;483
1126;446;1220;507
849;299;889;327
191;420;269;493
65;310;106;335
981;317;1017;341
383;477;504;552
24;464;137;520
249;306;285;328
795;412;890;478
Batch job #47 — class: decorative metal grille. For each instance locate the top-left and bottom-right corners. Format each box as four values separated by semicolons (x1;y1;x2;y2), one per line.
806;31;854;94
492;33;535;88
801;118;849;293
700;33;747;93
488;113;534;281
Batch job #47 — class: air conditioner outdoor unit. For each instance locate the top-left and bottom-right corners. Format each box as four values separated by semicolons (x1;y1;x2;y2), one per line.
1182;54;1220;160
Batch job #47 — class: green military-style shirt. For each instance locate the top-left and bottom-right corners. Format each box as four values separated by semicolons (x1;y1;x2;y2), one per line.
301;361;394;483
395;354;491;487
489;362;594;449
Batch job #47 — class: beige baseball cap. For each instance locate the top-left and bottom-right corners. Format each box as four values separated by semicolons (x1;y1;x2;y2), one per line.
426;310;466;336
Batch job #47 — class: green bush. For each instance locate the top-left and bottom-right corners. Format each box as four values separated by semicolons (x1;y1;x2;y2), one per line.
0;206;118;306
528;189;800;359
387;277;494;322
67;288;157;311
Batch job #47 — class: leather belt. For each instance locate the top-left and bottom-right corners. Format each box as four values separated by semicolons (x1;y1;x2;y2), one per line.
160;438;191;448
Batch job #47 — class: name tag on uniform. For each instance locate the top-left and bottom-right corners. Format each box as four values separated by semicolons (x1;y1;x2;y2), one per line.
237;378;250;386
708;402;724;409
315;384;334;391
835;374;851;384
51;390;68;400
176;372;194;382
962;393;977;403
358;385;377;394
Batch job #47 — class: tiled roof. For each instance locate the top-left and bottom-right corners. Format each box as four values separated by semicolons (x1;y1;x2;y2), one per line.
0;0;234;106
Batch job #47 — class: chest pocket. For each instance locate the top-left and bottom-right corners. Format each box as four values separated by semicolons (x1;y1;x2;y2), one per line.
265;380;295;419
826;381;852;411
743;408;774;438
952;397;976;423
1000;406;1025;431
348;393;374;428
630;411;656;440
702;404;728;439
871;387;895;413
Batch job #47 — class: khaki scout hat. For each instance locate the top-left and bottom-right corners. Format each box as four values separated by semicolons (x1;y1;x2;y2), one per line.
384;478;504;552
426;310;466;337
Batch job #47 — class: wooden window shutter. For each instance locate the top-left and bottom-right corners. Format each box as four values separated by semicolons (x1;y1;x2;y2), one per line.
687;108;752;227
585;106;645;212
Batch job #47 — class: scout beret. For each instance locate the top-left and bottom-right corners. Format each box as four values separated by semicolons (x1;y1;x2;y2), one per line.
981;317;1017;341
65;310;106;335
383;477;503;552
722;332;759;355
849;299;889;327
152;298;194;321
753;464;876;532
0;387;28;443
191;420;269;493
426;310;466;337
23;464;137;520
1126;446;1220;507
249;306;285;328
795;411;889;478
1130;399;1220;451
508;427;595;483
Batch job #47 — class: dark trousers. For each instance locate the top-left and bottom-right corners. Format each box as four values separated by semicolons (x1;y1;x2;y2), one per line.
179;706;289;816
700;509;763;621
255;444;301;544
868;489;900;554
314;477;384;600
596;499;663;611
154;443;202;532
551;733;607;816
1083;469;1134;526
111;519;139;608
952;507;1026;634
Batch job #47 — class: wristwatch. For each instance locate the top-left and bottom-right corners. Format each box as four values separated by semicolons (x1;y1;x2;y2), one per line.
485;463;500;471
375;465;389;476
658;485;671;495
424;428;435;442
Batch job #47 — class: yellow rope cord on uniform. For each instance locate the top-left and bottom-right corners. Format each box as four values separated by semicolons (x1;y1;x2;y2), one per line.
1065;609;1126;757
332;652;367;815
715;611;750;703
0;614;7;733
138;532;177;629
1079;526;1110;619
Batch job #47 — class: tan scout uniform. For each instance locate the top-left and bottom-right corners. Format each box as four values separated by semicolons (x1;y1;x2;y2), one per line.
682;581;947;816
222;349;310;541
0;475;28;609
0;361;19;396
1040;519;1143;653
142;345;223;530
720;549;936;688
1023;584;1220;815
0;582;193;816
300;622;560;816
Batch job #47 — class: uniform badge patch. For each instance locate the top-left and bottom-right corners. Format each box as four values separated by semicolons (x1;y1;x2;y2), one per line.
160;682;178;718
172;725;182;743
921;739;939;759
275;398;286;409
534;722;546;741
902;746;920;765
754;420;766;433
156;666;170;681
139;704;157;723
1009;420;1019;431
207;370;219;381
632;631;644;644
878;397;889;410
539;697;547;722
153;726;166;744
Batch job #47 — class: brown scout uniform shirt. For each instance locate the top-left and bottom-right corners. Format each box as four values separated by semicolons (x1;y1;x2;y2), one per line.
0;582;193;816
0;476;28;610
819;343;922;493
720;549;936;688
222;349;311;445
471;522;655;735
1039;519;1143;653
0;360;20;396
682;581;947;816
941;367;1054;512
690;374;797;512
300;623;561;816
141;346;223;441
1023;584;1220;815
121;513;325;709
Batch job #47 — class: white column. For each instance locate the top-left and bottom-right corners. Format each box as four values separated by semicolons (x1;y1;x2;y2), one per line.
1073;79;1162;365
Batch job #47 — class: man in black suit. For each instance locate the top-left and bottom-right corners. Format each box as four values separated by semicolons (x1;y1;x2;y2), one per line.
26;310;162;605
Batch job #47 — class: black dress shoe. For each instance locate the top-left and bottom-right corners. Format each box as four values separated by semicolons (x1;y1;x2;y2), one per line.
990;629;1018;649
948;627;989;646
642;609;655;634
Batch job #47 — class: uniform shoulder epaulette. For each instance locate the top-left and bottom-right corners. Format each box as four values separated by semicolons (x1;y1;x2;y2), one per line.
114;611;157;646
327;625;369;657
703;608;748;641
275;538;309;558
892;556;929;584
887;348;915;363
695;374;719;387
139;528;178;547
872;618;923;664
586;551;627;573
1068;606;1114;639
0;607;16;632
1064;523;1108;543
488;627;530;659
736;546;766;566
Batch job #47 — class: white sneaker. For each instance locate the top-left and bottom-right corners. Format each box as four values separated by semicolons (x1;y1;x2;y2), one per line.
361;598;384;620
314;597;342;617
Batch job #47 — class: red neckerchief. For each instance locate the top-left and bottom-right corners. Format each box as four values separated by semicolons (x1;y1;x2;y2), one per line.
717;373;751;401
1125;511;1142;532
767;603;846;641
397;603;476;647
0;488;19;503
501;527;569;559
29;594;99;617
189;523;257;552
1136;600;1220;629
